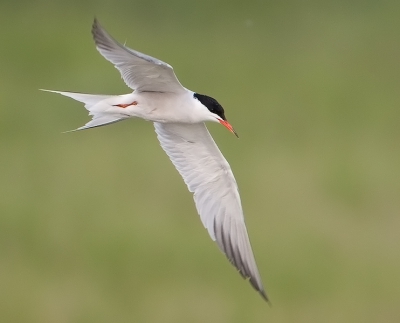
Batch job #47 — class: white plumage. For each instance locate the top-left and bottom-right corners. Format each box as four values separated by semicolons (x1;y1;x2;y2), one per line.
43;19;268;302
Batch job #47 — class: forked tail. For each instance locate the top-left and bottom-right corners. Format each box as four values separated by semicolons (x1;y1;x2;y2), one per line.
41;89;128;131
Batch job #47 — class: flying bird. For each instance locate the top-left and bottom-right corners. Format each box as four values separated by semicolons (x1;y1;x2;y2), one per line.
43;19;268;302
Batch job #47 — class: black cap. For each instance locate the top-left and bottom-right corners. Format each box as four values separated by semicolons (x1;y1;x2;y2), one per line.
193;93;226;121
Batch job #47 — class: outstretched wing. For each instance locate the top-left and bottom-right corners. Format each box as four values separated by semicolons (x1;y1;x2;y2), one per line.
154;122;268;301
92;19;186;94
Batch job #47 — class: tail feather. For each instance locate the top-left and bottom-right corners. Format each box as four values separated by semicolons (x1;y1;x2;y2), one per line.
41;89;130;131
40;89;112;110
64;115;125;132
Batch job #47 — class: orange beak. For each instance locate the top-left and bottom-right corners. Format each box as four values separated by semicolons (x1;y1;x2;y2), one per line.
219;119;239;138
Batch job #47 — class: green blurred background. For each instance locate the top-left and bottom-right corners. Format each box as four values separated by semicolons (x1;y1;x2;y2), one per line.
1;0;400;322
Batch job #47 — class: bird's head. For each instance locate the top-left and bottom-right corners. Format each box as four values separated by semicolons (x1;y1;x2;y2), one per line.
193;93;239;138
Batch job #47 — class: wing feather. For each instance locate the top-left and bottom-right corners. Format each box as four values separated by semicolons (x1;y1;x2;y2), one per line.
154;122;268;301
92;19;186;93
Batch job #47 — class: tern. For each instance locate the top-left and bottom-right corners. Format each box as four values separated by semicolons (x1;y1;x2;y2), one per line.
43;19;268;302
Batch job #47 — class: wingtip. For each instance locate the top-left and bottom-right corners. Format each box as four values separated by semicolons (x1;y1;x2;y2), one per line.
249;275;270;304
92;17;99;36
260;289;271;305
92;17;100;30
91;17;114;50
91;17;104;41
